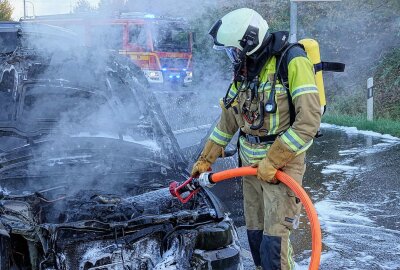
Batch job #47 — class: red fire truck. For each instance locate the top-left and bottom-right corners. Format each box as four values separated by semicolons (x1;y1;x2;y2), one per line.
23;12;194;85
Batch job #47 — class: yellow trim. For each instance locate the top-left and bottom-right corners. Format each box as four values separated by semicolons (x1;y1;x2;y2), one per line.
209;136;227;147
214;127;233;139
296;139;313;156
288;129;305;145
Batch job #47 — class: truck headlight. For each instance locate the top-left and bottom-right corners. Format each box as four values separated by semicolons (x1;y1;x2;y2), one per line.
143;70;163;83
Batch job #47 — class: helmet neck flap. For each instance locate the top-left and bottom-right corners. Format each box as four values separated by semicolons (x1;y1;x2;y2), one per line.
245;31;290;81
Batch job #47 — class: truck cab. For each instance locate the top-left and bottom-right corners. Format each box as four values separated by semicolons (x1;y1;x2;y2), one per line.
21;12;194;86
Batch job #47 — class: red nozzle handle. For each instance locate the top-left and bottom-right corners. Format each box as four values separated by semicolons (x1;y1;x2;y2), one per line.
169;177;200;204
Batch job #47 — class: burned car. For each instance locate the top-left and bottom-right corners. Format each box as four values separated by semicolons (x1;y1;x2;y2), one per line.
0;22;241;269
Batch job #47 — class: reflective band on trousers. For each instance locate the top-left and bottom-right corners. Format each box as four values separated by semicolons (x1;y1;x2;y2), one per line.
209;127;233;147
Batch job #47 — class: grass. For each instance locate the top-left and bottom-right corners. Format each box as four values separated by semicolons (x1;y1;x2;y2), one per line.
322;114;400;138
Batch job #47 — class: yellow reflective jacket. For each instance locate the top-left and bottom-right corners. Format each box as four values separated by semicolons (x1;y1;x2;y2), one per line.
209;46;321;164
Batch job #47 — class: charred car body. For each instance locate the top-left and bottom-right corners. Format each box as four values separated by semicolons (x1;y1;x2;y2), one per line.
0;22;241;269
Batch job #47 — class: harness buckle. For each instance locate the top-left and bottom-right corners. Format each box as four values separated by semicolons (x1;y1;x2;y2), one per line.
245;134;261;144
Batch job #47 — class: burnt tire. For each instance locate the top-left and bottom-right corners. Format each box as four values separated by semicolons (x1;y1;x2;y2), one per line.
0;236;10;270
196;221;233;251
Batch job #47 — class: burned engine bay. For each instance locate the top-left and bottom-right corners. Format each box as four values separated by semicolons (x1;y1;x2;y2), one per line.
0;183;239;269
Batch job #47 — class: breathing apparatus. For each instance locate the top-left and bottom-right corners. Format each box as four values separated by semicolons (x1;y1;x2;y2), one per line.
210;8;345;129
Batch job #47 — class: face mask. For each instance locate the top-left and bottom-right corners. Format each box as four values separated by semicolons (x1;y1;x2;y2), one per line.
213;45;242;65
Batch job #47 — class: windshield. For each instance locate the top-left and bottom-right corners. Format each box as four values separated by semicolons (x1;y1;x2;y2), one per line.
19;84;130;134
22;85;112;122
152;23;190;52
11;82;145;141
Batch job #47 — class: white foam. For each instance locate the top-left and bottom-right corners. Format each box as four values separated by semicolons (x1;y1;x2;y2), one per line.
321;123;400;141
338;148;361;156
316;199;374;225
311;199;400;269
321;164;360;174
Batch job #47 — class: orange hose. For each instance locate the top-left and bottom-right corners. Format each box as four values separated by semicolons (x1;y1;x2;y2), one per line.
211;167;321;270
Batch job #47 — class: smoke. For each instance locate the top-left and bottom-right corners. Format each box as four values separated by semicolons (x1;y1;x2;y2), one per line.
2;1;230;198
0;20;170;197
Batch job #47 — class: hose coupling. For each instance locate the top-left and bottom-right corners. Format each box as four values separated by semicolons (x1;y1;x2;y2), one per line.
198;172;215;188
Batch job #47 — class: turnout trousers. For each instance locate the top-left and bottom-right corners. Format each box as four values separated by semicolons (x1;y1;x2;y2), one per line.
243;153;306;270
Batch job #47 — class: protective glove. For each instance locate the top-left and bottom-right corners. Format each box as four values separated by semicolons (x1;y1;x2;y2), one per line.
191;140;223;177
253;137;296;183
252;160;278;184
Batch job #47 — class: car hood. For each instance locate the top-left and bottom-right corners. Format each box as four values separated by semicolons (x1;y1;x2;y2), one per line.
0;136;186;192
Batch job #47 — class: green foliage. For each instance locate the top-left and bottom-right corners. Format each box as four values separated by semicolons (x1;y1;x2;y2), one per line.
328;87;366;116
323;113;400;138
98;0;127;13
73;0;95;13
0;0;13;21
374;47;400;120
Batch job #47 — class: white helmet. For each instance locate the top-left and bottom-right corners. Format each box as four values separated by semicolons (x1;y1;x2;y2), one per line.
209;8;270;64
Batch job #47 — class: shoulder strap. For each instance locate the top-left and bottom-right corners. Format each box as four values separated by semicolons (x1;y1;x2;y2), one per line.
273;43;302;125
314;61;345;73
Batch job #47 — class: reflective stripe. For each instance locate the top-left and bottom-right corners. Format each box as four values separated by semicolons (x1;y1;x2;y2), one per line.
288;238;295;270
287;129;305;145
268;100;280;135
296;139;313;155
259;82;285;93
228;88;237;99
259;82;271;90
240;137;268;153
239;149;251;164
209;127;233;147
239;149;263;164
281;129;314;154
239;137;271;164
291;84;318;99
228;83;239;99
241;145;267;157
281;129;306;152
214;127;233;140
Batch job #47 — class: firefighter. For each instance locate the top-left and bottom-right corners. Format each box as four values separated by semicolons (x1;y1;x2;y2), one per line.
191;8;321;270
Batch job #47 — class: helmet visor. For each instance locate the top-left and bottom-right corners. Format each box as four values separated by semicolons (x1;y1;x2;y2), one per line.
213;45;241;64
224;47;241;65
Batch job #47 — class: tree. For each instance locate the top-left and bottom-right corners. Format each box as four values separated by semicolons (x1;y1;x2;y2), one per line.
73;0;95;13
98;0;126;13
0;0;13;21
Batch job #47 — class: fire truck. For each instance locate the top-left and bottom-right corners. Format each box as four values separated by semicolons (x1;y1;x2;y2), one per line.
23;12;194;86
